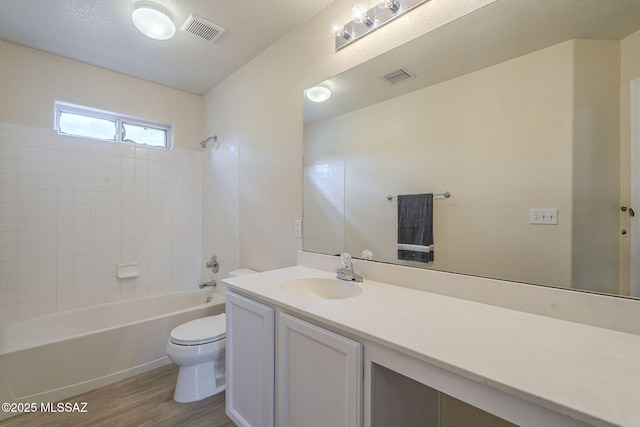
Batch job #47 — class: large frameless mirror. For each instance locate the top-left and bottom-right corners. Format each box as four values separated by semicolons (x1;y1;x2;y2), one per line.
303;0;640;298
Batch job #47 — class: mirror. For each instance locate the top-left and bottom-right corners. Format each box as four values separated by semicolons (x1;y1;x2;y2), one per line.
303;0;640;298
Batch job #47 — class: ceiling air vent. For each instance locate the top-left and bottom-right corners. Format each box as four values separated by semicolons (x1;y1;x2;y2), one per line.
181;14;225;42
382;68;416;85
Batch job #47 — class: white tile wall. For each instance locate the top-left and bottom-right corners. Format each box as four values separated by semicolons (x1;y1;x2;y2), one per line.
0;123;205;323
303;161;344;255
202;138;239;281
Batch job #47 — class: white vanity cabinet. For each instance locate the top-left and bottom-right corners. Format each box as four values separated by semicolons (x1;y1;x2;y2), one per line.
278;312;362;427
224;266;640;427
226;290;362;427
225;291;275;427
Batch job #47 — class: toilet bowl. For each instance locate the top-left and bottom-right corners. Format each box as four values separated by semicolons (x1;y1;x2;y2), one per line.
166;268;257;403
166;314;226;403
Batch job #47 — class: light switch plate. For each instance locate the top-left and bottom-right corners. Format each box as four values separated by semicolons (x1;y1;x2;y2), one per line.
294;219;302;237
530;209;558;225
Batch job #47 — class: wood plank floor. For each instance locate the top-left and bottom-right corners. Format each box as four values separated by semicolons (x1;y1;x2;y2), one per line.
0;364;235;427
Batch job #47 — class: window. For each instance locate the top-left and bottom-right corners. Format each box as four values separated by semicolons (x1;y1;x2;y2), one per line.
55;101;172;148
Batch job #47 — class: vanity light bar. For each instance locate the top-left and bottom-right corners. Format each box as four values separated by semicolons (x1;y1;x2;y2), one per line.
335;0;430;51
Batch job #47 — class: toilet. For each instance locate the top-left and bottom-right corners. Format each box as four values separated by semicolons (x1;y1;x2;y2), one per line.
166;268;256;403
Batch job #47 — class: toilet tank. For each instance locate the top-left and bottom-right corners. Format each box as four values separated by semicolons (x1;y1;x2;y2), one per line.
227;268;258;277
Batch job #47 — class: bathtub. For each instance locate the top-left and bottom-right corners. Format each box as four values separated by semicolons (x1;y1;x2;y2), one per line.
0;290;224;420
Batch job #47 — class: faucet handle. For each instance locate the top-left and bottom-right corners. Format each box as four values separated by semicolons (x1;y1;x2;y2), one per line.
341;253;352;267
206;255;219;273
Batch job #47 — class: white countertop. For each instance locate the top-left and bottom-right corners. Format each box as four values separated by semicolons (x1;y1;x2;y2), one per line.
223;266;640;427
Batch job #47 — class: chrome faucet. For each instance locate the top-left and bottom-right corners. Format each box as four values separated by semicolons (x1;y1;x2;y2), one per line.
199;255;219;289
336;253;363;282
199;279;217;289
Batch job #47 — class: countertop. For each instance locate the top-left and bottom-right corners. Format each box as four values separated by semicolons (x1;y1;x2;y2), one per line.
223;266;640;427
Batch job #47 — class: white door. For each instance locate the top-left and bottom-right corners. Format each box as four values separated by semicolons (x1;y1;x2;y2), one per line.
225;291;275;427
278;312;362;427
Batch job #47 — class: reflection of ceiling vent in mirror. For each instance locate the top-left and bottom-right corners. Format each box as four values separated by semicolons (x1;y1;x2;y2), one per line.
181;14;225;42
382;68;416;85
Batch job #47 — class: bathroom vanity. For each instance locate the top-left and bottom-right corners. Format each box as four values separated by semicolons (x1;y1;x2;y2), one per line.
225;291;361;427
223;260;640;427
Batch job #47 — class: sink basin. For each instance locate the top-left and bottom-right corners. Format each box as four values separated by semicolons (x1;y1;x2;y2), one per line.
280;278;363;300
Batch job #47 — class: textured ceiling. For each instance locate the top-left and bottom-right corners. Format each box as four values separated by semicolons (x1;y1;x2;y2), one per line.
0;0;334;94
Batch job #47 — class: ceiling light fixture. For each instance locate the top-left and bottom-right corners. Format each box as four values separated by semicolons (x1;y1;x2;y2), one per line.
305;84;332;103
131;1;176;40
335;0;429;50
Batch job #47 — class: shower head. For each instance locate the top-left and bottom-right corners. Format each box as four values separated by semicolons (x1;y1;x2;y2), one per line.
200;135;217;148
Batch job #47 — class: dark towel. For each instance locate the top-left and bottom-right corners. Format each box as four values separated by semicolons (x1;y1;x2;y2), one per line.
397;193;434;263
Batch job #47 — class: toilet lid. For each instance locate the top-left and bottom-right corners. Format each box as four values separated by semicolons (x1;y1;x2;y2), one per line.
170;314;226;345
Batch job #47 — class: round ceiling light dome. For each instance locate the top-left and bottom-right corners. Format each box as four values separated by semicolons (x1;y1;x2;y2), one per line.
306;85;332;103
132;1;176;40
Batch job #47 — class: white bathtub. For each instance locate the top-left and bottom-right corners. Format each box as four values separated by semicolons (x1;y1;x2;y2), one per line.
0;290;224;420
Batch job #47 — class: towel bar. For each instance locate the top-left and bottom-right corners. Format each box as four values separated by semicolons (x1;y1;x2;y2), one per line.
386;191;451;201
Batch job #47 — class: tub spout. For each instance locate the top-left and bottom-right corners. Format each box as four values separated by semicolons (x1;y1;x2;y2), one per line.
199;280;217;289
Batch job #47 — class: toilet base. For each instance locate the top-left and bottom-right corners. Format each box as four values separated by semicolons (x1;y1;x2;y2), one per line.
173;360;226;403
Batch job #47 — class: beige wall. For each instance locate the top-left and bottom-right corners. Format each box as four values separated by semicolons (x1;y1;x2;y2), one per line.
0;41;203;151
0;42;4;123
620;29;640;295
572;40;620;294
203;0;496;272
305;41;575;287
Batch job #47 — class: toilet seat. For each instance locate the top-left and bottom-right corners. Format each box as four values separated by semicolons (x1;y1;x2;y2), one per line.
170;314;226;346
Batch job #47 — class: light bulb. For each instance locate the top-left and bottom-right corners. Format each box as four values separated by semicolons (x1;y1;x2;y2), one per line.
332;23;351;40
385;0;400;13
351;4;373;26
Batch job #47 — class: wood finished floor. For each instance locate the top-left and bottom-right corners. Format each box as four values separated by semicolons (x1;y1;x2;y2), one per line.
0;364;235;427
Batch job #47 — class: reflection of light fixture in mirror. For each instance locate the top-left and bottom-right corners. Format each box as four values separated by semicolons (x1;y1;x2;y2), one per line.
352;4;374;27
132;1;176;40
305;84;332;103
335;0;428;50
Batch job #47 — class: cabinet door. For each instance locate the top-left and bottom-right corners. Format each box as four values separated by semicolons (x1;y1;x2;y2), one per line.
226;291;275;427
278;312;362;427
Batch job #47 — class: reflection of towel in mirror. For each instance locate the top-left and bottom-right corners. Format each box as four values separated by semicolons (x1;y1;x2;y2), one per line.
397;193;434;263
